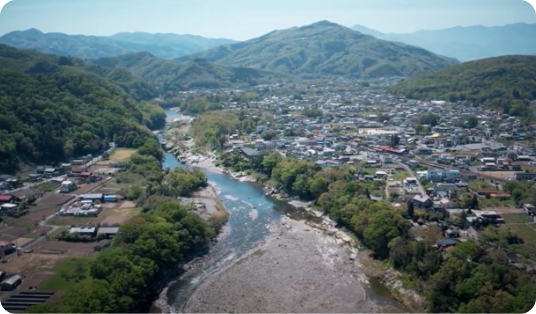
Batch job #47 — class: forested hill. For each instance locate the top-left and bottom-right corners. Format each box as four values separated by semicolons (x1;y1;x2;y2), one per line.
0;44;165;173
89;52;289;92
177;20;459;78
388;55;536;117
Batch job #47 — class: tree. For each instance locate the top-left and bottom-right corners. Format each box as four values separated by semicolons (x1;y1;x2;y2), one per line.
365;188;371;200
466;116;478;129
389;134;400;148
407;201;415;218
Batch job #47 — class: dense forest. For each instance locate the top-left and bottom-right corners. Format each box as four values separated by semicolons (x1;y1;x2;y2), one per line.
216;151;536;313
26;138;216;313
0;45;166;173
388;55;536;117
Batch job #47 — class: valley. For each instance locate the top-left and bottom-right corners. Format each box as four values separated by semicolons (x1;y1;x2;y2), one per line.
0;14;535;314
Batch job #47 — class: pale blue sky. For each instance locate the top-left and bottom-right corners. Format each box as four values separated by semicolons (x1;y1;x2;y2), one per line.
0;0;535;40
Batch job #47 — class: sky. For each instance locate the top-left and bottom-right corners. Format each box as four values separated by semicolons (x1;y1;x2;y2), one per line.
0;0;535;40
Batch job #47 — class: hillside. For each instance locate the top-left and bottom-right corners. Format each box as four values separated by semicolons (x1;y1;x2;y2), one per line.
388;55;536;117
0;44;165;173
90;52;287;91
177;21;458;78
351;23;536;61
0;28;237;60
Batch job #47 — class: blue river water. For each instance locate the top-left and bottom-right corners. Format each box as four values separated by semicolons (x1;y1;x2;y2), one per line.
159;110;306;312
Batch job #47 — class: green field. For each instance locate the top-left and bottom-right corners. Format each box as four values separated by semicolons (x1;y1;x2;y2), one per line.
392;171;409;181
40;257;91;290
503;214;533;224
506;224;536;259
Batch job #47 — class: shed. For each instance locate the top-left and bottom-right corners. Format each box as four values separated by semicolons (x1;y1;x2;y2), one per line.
103;195;118;203
97;227;119;238
80;194;103;202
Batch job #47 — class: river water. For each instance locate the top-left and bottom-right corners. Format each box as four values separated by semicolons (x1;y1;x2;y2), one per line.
158;110;315;312
157;110;402;313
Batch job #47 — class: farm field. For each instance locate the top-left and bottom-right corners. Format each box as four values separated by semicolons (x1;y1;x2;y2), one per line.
40;257;91;290
503;214;534;224
96;148;136;165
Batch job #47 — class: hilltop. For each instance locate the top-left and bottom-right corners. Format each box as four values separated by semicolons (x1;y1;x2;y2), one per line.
0;44;165;172
0;28;237;60
351;23;536;61
177;21;458;78
388;55;536;117
90;52;288;91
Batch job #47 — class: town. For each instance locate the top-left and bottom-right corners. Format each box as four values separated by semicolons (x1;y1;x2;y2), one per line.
1;78;536;312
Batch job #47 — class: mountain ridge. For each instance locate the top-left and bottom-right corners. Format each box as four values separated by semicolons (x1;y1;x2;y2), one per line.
177;21;458;78
0;28;238;60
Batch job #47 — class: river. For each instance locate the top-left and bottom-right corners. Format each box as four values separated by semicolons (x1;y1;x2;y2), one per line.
156;110;405;313
158;110;314;312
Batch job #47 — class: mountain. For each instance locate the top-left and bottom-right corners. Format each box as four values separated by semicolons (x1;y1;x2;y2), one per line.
388;55;536;117
0;44;165;173
350;23;536;61
89;52;288;91
177;21;458;78
0;28;237;60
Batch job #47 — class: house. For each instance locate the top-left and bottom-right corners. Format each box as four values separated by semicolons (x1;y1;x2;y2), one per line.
0;203;17;215
412;195;433;208
59;181;77;193
0;241;16;255
523;204;535;214
436;238;461;248
256;125;268;133
0;275;22;291
238;147;260;159
0;194;20;204
515;173;536;182
69;226;97;237
43;168;57;177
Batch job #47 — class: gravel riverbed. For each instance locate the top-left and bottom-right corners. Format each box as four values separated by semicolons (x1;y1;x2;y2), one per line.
182;216;383;313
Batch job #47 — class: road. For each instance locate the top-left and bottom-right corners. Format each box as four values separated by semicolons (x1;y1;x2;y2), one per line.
398;162;427;196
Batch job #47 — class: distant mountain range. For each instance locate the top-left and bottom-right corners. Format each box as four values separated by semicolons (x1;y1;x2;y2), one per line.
177;21;458;78
89;52;287;91
350;23;536;61
0;28;237;59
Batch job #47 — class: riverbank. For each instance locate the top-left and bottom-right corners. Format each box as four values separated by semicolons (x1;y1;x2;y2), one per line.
183;216;390;313
178;182;229;229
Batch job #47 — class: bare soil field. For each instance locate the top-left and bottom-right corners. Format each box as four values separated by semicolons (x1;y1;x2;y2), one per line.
32;241;95;257
0;253;65;276
74;178;112;195
96;148;136;165
36;193;74;206
475;171;521;180
90;165;121;174
480;208;525;214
